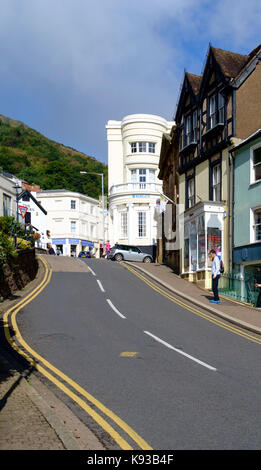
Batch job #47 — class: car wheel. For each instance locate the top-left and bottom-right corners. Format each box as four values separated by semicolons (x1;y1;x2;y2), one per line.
115;253;123;262
143;256;152;263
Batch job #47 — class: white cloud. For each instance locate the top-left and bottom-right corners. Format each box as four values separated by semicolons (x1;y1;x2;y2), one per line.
0;0;260;161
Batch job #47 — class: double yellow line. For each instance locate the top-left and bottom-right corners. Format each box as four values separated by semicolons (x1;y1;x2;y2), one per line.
3;256;152;451
122;263;261;346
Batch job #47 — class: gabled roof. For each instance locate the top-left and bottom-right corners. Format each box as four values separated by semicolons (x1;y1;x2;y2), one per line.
175;43;261;123
186;73;202;95
175;72;201;122
17;190;47;215
211;46;248;79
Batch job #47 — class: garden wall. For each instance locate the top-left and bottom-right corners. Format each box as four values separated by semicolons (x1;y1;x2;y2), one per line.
0;248;38;299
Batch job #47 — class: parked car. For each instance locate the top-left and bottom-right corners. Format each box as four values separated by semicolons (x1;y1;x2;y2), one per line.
108;244;153;263
78;251;91;258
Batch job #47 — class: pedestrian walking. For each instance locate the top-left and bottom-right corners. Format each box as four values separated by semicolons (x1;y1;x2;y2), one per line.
209;249;221;304
105;241;111;259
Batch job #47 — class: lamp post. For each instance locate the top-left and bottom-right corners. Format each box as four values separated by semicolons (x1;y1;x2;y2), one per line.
12;182;22;248
80;171;105;255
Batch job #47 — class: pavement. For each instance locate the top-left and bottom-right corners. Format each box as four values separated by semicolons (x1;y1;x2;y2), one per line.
124;261;261;336
0;255;104;451
1;255;261;450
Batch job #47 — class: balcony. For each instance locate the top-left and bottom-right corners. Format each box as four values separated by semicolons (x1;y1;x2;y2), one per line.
109;182;162;196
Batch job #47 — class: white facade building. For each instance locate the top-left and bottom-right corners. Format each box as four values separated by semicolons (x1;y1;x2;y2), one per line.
0;173;17;218
36;189;108;257
106;114;173;256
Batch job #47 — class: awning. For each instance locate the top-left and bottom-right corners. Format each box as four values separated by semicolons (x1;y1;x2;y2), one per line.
52;238;66;244
69;238;80;244
81;240;94;247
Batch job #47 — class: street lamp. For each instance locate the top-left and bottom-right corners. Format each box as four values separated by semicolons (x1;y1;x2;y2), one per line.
80;171;105;254
13;182;22;248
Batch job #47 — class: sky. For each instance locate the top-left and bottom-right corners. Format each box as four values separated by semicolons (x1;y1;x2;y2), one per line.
0;0;260;164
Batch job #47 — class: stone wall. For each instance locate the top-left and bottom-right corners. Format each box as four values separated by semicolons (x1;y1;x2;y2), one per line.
0;249;38;299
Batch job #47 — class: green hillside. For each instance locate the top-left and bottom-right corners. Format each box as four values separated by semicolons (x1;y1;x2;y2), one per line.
0;115;108;199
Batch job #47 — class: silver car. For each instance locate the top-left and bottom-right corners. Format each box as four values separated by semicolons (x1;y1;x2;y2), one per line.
108;244;153;263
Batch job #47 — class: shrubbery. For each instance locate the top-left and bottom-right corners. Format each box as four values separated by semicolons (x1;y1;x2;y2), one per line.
0;216;33;269
0;230;17;268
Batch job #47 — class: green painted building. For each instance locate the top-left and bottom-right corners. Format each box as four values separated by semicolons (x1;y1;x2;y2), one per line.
230;130;261;306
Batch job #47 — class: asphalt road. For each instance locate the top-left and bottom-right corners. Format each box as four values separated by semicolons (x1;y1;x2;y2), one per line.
16;258;261;450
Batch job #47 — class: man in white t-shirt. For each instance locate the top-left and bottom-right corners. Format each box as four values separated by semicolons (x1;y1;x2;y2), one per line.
209;249;220;304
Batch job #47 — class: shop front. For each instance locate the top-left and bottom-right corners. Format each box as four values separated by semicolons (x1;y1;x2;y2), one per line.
182;202;225;288
81;240;95;254
51;238;95;257
52;238;66;255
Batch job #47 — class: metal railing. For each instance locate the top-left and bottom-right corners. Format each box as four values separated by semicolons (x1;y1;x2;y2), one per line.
109;182;162;195
219;271;261;307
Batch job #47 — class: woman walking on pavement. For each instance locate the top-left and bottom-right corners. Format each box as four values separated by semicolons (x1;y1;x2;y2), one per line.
105;241;111;259
209;249;221;304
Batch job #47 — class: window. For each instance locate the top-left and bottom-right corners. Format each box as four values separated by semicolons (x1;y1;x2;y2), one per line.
138;211;146;237
218;93;225;124
130;169;156;186
251;146;261;183
131;142;137;153
208;92;225;129
186;176;195;209
71;200;76;209
253;209;261;241
212;163;221;201
131;170;137;183
120;212;128;239
139;142;147;153
3;194;11;216
184;116;191;147
148;142;156;153
130;142;156;153
71;221;76;233
139;169;146;188
90;224;95;237
209;95;216;129
149;169;156;182
198;215;206;269
192;111;197;142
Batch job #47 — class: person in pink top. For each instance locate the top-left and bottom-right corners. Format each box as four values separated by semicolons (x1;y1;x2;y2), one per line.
105;241;111;258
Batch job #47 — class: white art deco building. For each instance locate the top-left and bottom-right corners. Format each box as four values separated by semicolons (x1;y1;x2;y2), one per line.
106;114;173;257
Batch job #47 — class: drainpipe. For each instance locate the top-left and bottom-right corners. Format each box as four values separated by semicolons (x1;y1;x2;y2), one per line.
228;148;235;273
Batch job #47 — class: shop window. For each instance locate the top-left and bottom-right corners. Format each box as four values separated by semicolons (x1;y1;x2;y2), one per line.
198;215;206;269
184;238;189;272
207;227;222;267
190;221;197;272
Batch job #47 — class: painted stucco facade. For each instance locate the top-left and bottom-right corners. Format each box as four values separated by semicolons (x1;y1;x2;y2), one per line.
36;190;108;257
107;114;173;256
